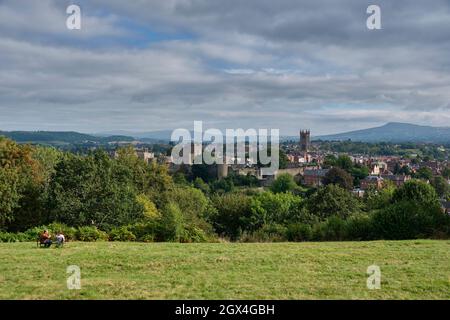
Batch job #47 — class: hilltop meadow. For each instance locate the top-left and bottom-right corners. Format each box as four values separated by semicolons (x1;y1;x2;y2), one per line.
0;240;449;300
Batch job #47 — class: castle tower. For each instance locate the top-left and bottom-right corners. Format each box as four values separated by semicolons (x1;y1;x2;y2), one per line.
217;163;228;179
300;130;310;153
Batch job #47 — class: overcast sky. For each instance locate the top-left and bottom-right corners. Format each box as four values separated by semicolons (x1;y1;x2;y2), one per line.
1;0;450;135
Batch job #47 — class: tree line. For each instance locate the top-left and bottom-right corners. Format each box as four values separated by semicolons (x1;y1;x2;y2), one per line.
1;137;449;243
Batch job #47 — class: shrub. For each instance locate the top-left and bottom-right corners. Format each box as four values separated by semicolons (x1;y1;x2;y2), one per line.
306;185;362;220
251;192;304;225
23;226;46;240
322;167;354;190
313;216;347;241
0;232;19;242
372;201;447;240
0;231;32;242
136;194;160;220
109;226;136;242
179;225;211;243
157;203;184;241
270;174;297;193
345;214;375;241
47;222;77;241
286;223;313;241
24;223;77;241
128;222;158;242
240;224;287;242
210;193;254;240
392;180;438;205
140;234;155;242
76;226;108;241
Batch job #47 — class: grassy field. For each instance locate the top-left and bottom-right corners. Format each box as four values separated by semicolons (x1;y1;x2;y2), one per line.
0;240;449;299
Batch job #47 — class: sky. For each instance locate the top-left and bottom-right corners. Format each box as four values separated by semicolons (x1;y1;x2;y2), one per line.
1;0;450;135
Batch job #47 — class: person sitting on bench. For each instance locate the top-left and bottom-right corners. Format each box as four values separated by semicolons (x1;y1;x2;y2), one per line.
55;231;65;247
40;230;52;248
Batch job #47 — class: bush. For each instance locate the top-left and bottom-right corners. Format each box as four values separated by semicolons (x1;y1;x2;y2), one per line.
128;222;158;242
23;226;45;240
392;180;438;205
270;174;297;193
179;225;211;243
345;214;375;241
210;193;254;240
24;223;77;241
240;224;287;242
0;231;33;242
306;185;362;220
140;234;155;242
47;222;77;241
0;232;19;242
76;226;108;241
157;203;184;242
286;223;313;241
313;216;347;241
372;201;447;240
251;192;304;226
109;226;136;242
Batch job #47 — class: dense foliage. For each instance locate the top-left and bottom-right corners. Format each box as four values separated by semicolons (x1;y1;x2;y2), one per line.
1;137;449;242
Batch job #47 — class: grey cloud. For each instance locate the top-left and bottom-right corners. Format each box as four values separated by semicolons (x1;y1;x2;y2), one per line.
0;0;450;134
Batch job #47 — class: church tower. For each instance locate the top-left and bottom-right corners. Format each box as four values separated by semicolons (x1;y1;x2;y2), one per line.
300;130;310;153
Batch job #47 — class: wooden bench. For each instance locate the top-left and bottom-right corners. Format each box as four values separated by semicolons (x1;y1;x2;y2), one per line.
37;234;65;248
36;237;47;248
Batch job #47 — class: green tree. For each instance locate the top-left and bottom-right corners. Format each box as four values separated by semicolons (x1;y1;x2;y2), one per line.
323;154;337;168
158;202;184;241
0;168;20;228
115;146;174;207
170;186;215;241
209;193;253;240
372;200;447;239
193;177;211;195
0;137;49;230
392;180;439;205
336;155;353;171
442;167;450;179
270;173;297;193
306;184;362;220
415;167;433;180
279;149;289;169
49;151;144;229
251;191;312;225
210;177;234;193
431;176;449;198
350;165;369;186
363;180;395;211
322;167;354;190
372;180;449;239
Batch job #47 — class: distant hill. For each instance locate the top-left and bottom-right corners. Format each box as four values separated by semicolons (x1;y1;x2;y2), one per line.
0;131;135;144
317;122;450;143
96;130;173;141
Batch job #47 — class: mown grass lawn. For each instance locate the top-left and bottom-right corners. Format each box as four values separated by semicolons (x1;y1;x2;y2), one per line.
0;240;449;299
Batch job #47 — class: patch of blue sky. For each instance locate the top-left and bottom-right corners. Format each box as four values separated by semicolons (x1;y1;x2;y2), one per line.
114;17;196;48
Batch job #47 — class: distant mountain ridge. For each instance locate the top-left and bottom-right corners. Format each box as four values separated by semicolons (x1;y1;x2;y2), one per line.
3;122;450;145
0;131;135;144
317;122;450;143
96;130;173;141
